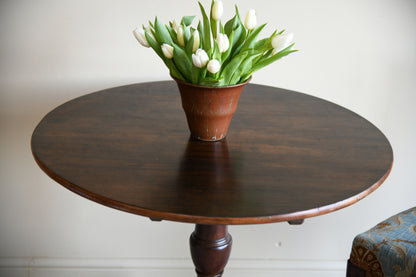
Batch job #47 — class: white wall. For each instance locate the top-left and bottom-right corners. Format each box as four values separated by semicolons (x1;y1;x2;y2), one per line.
1;0;415;276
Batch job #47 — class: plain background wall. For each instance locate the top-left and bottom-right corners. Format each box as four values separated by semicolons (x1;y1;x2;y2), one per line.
1;0;415;276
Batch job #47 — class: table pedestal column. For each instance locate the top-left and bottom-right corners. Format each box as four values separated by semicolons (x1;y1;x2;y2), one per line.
190;224;232;277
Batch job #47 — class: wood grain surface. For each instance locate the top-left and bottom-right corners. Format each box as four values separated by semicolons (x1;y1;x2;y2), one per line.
31;81;393;224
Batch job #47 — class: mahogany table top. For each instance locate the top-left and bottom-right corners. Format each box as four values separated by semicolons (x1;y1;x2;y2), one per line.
31;81;393;224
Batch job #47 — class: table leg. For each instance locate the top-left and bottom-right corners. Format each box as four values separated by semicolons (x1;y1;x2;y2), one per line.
190;224;232;277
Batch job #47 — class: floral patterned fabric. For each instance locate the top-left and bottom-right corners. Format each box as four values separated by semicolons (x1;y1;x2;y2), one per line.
349;207;416;277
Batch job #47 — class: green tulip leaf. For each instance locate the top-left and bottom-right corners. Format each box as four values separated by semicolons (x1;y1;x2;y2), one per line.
254;30;276;52
198;1;212;51
230;24;246;58
181;16;195;27
172;44;194;83
197;22;204;52
166;25;179;45
199;67;207;83
145;31;164;60
234;5;243;28
212;40;220;60
199;76;224;87
241;23;267;52
254;37;268;49
154;17;173;44
253;48;273;66
224;15;236;37
183;25;191;44
166;59;186;81
230;51;262;84
221;51;248;85
245;43;298;78
185;33;195;56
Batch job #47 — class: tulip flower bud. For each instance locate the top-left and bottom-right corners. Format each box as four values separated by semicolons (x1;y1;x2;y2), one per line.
192;49;209;68
212;1;224;21
272;33;294;55
244;9;256;31
215;33;229;53
172;19;180;33
161;44;174;59
192;31;200;53
207;59;221;74
177;26;185;47
133;27;150;48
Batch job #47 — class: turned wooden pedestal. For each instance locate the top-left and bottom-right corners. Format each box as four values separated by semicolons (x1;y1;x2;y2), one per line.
31;81;393;276
190;225;232;277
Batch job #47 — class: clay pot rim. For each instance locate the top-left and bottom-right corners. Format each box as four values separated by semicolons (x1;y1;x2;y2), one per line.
171;75;252;90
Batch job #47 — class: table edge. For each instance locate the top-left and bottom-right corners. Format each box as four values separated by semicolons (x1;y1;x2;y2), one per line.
31;142;393;225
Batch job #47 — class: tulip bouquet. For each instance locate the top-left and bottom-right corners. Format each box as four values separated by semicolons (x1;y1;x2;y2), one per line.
133;0;296;87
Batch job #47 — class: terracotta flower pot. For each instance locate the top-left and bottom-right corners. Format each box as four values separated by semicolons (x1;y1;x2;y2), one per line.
173;77;250;141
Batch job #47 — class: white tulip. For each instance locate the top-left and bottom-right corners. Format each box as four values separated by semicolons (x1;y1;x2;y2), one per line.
144;26;156;41
192;30;200;53
215;33;229;53
192;49;209;68
212;1;224;21
272;33;294;55
207;59;221;74
244;9;256;31
177;26;185;47
161;44;174;59
172;19;180;33
133;27;150;47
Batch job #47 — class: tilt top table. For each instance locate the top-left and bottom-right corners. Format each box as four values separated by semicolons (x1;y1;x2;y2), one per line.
31;81;393;276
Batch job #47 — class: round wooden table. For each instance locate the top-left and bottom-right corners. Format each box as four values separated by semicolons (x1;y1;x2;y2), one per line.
31;81;393;277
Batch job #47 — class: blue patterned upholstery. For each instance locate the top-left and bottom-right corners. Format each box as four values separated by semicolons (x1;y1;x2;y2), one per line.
348;207;416;277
